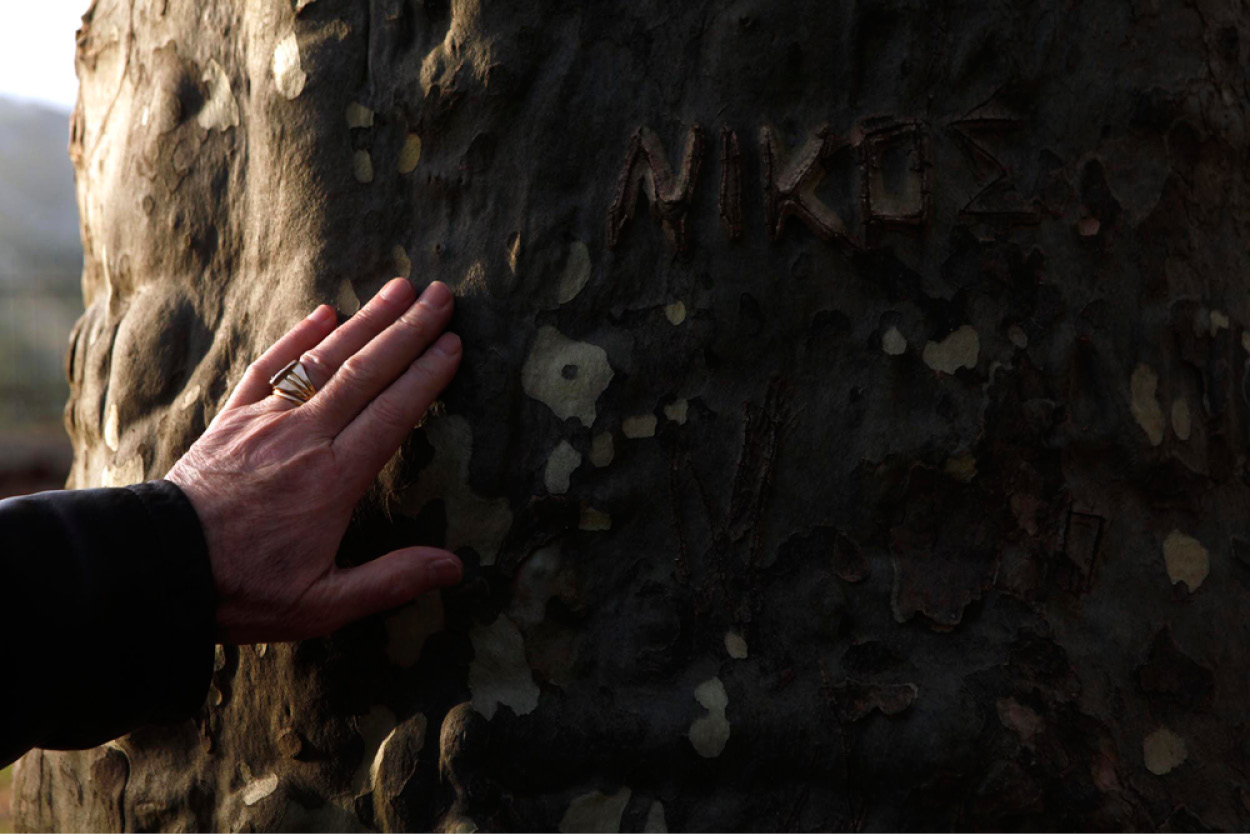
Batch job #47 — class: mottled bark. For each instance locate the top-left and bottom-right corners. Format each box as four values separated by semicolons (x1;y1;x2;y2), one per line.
15;0;1250;830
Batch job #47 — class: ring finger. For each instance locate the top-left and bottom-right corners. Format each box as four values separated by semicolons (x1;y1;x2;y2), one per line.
265;277;418;411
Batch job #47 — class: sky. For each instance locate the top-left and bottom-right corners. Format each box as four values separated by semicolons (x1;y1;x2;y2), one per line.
0;2;92;112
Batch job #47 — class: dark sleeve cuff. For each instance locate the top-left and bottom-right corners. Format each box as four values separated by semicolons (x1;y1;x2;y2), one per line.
0;479;215;760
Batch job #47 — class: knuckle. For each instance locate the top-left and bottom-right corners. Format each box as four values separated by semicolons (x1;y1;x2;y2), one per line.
395;311;431;341
290;442;336;472
298;351;329;384
362;293;401;320
340;354;379;388
411;354;451;387
242;361;268;385
369;396;409;430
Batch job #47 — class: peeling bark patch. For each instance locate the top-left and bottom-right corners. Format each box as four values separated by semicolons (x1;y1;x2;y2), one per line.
590;432;614;467
392;245;411;278
784;526;869;583
408;416;512;565
370;714;427;829
101;455;144;487
644;801;668;832
559;787;631;834
1130;364;1165;446
890;546;994;628
832;533;870;583
1008;324;1028;348
385;593;444;668
1137;628;1214;710
622;414;657;438
826;680;918;721
178;383;201;411
398;133;422;173
469;614;540;720
272;32;306;99
351;706;397;795
1163;529;1209;592
922;325;978;373
1143;727;1187;775
882;325;907;355
353;150;374;183
663;399;688;424
544;439;581;495
197;60;239;131
944;452;977;482
997;697;1044;747
557;242;591;304
1171;398;1191;441
1210;309;1230;336
688;677;730;758
665;301;686;325
508;544;563;627
580;506;611;531
336;279;360;315
522;326;613;427
241;773;279;806
724;631;748;659
345;101;374;128
104;403;120;451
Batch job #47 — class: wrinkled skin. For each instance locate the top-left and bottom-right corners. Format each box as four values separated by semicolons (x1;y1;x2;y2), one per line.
168;280;464;645
16;0;1250;831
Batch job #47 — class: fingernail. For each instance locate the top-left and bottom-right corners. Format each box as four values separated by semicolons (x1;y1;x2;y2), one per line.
429;557;462;586
379;277;414;302
306;305;335;326
432;332;461;357
420;281;453;310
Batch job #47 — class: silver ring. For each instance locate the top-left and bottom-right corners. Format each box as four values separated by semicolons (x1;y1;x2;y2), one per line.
269;359;317;405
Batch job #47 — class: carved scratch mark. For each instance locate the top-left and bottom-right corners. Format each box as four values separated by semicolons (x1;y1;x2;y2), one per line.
668;381;790;622
719;126;743;240
728;378;790;572
669;450;692;584
1061;508;1105;594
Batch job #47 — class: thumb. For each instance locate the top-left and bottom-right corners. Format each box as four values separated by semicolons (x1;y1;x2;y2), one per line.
320;547;462;632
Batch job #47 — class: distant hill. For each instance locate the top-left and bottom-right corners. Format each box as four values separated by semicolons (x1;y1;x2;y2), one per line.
0;97;81;288
0;96;83;432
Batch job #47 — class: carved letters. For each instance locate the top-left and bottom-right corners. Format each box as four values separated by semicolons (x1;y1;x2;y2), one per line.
860;119;931;239
606;124;706;253
759;124;856;247
947;108;1039;225
608;113;1031;253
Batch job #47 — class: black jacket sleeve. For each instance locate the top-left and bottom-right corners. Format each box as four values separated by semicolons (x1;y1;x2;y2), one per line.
0;479;216;767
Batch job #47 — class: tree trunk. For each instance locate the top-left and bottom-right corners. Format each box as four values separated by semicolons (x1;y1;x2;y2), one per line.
15;0;1250;830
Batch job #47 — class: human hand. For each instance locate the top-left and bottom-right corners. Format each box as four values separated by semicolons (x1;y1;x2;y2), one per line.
166;278;463;645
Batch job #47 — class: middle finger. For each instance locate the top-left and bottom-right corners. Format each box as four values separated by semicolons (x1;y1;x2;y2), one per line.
290;277;419;399
301;280;454;434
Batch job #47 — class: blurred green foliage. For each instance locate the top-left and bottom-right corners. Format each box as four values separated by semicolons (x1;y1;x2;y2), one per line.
1;763;13;834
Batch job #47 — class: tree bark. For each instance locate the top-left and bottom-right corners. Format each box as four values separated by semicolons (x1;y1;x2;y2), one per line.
15;0;1250;830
